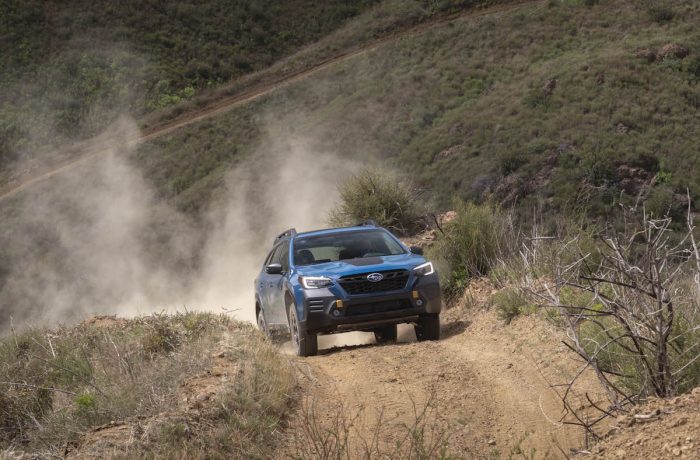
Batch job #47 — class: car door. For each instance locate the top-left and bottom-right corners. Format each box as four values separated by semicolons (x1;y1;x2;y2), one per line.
258;245;279;318
267;241;290;325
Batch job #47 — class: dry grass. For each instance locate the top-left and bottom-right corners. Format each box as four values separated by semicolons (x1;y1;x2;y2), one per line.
0;313;295;459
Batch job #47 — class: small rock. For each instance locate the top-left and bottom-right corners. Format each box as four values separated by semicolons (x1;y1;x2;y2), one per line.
439;211;457;225
672;417;688;428
672;448;682;457
487;439;496;446
615;448;626;459
196;393;210;402
213;351;225;358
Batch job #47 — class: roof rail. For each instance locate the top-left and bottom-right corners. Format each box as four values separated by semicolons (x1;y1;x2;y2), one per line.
274;228;297;243
354;220;376;227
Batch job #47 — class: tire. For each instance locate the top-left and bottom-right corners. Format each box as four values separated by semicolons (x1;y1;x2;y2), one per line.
288;305;318;357
415;314;440;341
373;324;398;343
257;309;271;338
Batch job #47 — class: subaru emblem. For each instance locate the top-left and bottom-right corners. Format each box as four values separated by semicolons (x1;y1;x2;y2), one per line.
367;273;384;282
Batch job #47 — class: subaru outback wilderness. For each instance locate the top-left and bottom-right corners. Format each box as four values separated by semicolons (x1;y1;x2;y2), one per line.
254;221;442;356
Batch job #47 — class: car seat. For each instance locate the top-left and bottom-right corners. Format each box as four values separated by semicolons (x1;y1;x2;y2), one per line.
296;249;315;265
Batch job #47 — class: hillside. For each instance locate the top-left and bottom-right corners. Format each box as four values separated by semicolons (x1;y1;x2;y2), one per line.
1;0;699;339
50;0;700;220
0;0;509;178
2;0;700;458
0;0;382;173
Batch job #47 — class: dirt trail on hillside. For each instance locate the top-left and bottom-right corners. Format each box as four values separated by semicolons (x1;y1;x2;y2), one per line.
0;0;544;202
278;284;589;459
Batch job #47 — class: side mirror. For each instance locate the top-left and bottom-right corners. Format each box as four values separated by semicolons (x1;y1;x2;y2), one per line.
410;246;424;256
265;263;283;275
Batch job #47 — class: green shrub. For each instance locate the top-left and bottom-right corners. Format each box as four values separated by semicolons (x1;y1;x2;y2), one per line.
328;169;424;236
492;288;531;324
74;393;97;411
427;200;506;295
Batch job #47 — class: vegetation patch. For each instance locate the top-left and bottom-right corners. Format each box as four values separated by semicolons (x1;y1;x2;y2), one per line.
427;201;508;297
0;313;295;458
328;169;424;235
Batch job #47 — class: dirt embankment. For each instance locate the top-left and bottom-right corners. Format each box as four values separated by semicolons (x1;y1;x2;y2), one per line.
278;279;590;459
591;390;700;459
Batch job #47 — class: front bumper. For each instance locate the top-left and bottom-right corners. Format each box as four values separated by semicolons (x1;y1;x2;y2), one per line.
300;273;442;334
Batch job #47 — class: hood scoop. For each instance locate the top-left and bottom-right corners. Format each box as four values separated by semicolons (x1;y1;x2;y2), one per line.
341;257;383;266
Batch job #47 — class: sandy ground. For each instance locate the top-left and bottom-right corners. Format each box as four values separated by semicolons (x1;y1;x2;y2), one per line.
277;281;591;459
590;390;700;459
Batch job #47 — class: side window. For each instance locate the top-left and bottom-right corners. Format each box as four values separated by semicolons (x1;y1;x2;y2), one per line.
273;241;290;273
264;247;277;267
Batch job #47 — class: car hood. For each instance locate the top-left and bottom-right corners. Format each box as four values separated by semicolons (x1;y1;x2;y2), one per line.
295;253;425;278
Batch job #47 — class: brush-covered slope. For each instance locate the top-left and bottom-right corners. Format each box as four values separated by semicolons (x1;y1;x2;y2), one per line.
0;0;380;167
0;0;506;172
0;313;294;458
131;0;700;220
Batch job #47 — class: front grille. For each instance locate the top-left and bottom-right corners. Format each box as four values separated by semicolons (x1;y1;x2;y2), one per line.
346;299;411;316
339;269;409;295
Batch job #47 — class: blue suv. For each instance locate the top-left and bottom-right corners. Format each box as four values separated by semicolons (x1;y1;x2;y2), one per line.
254;221;442;356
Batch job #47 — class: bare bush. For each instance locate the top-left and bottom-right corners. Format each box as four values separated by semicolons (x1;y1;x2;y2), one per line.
522;207;700;437
293;389;453;459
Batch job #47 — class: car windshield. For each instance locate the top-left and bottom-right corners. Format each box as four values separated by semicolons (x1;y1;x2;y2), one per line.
293;230;406;266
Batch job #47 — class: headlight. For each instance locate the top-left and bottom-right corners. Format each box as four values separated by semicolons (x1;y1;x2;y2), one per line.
299;276;333;289
413;261;434;276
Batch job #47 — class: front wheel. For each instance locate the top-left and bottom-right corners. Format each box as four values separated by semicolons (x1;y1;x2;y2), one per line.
288;306;318;357
415;314;440;341
257;309;271;338
373;324;398;343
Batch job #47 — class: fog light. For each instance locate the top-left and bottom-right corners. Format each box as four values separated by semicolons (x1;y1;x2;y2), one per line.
416;299;424;307
332;309;341;317
412;290;420;299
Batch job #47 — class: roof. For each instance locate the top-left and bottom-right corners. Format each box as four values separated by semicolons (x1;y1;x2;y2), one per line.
274;221;379;243
295;225;381;239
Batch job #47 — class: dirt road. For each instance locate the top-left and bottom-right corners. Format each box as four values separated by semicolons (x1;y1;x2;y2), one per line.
279;283;587;459
0;0;544;203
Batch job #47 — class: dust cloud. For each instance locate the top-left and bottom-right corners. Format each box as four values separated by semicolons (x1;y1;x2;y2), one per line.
190;127;353;323
0;116;359;334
